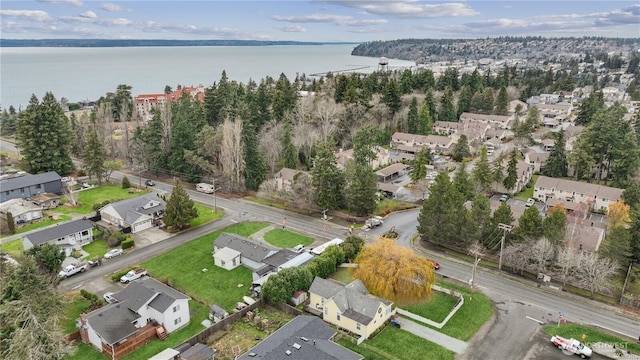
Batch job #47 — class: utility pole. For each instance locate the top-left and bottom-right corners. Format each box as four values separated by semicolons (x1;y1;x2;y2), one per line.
498;223;513;270
620;262;633;304
322;209;328;232
468;242;484;300
211;177;219;213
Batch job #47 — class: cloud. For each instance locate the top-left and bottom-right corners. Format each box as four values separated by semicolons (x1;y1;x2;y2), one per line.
538;5;640;25
271;13;387;26
100;2;124;12
59;15;132;26
319;0;477;18
79;11;97;19
277;25;307;33
0;10;52;22
38;0;84;7
136;21;270;40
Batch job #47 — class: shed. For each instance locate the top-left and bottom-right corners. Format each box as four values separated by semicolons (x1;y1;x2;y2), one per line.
290;290;308;306
209;304;229;323
213;247;241;271
149;348;180;360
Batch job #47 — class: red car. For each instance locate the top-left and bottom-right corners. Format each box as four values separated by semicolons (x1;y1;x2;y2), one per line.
431;261;440;270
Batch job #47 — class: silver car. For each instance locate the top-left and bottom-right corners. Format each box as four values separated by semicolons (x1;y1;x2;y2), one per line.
104;248;123;259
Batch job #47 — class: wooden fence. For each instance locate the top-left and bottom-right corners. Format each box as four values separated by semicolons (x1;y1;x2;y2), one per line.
102;324;158;360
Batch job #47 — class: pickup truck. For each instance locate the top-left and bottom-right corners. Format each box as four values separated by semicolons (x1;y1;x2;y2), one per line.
363;216;384;230
550;335;592;358
120;268;148;283
59;263;89;279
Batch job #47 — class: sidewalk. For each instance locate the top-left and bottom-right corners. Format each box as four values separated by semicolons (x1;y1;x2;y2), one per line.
396;317;468;354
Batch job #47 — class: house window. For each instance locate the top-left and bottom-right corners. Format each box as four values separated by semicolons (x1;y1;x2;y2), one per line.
35;184;41;189
81;230;89;236
173;304;180;313
324;307;328;315
336;314;341;321
174;317;181;325
356;323;361;330
221;260;225;266
20;188;25;193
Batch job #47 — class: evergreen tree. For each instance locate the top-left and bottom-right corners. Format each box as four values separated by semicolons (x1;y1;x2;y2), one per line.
503;150;518;191
382;79;402;114
453;161;474;201
439;87;457;121
514;205;544;241
163;180;198;230
407;97;419;134
472;145;492;193
575;91;605;126
16;92;74;174
411;148;430;182
490;202;515;240
480;88;494;114
121;176;131;189
425;88;438;121
542;208;567;244
345;162;377;217
469;91;484;114
272;73;297;119
601;227;632;267
491;155;504;189
243;124;267;191
451;134;471;162
568;136;594;181
399;69;414;94
417;103;432;135
311;141;345;210
167;92;205;181
469;194;492;245
281;125;297;169
5;212;15;235
542;130;568;178
83;129;106;184
456;85;472;118
495;86;509;115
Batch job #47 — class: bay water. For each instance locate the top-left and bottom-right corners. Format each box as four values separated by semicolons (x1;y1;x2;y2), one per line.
0;45;414;110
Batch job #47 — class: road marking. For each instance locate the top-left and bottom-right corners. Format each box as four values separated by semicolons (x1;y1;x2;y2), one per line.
525;316;544;324
71;283;84;290
591;323;635;339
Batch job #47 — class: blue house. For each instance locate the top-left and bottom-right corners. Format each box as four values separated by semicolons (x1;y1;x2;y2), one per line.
0;171;62;203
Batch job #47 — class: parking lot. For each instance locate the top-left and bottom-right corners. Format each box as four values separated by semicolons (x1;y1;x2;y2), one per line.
522;329;615;360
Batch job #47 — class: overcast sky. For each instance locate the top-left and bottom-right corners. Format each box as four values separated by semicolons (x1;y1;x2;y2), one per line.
1;1;639;42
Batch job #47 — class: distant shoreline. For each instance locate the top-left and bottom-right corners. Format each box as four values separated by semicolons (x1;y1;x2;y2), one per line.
0;39;360;48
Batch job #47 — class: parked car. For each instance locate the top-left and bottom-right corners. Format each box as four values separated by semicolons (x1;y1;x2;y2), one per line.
433;262;441;270
525;198;536;207
103;292;118;304
499;194;509;202
145;179;155;186
120;268;147;283
292;244;305;253
104;248;123;259
550;335;592;358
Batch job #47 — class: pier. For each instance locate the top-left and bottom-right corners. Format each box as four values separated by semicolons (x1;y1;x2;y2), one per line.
309;66;370;77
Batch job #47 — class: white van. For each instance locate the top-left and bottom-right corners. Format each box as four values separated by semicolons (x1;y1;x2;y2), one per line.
196;183;215;194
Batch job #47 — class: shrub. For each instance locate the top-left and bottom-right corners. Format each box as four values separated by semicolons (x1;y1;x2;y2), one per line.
6;212;16;235
121;237;134;250
121;176;131;189
71;250;82;258
101;200;110;207
111;267;134;282
77;169;87;177
92;203;102;211
80;289;102;306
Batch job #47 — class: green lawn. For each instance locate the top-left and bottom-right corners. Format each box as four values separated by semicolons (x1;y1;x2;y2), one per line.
62;295;92;334
338;339;387;360
0;239;23;258
55;185;149;215
141;222;269;311
514;175;539;200
400;290;459;323
367;326;455;360
543;324;640;355
0;215;72;239
331;267;353;284
189;203;223;228
263;229;314;248
65;343;107;360
81;239;108;259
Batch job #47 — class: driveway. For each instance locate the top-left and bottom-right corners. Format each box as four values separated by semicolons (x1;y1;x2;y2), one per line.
395;317;468;354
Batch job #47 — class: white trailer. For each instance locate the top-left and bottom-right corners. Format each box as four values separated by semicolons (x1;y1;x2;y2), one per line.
310;238;344;256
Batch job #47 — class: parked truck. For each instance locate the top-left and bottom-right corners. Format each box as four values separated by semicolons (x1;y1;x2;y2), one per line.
120;268;148;283
363;216;384;230
550;335;592;358
59;262;89;279
196;183;215;194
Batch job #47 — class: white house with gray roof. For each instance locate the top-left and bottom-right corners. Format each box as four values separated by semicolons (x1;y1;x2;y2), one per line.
22;218;93;256
534;176;623;212
309;277;394;341
237;315;363;360
99;194;165;233
213;233;277;272
82;277;190;354
0;171;62;203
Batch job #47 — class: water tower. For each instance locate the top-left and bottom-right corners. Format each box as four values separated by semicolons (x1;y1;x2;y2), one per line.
378;57;389;73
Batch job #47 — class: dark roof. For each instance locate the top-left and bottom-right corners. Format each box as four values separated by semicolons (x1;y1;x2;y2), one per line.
0;171;61;192
115;278;190;313
102;194;166;221
23;219;93;246
237;315;362;360
214;233;276;263
209;304;228;318
86;302;139;345
180;343;215;360
262;249;298;267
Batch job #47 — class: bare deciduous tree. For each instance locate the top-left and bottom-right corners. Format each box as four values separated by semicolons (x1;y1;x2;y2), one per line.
62;183;78;207
576;252;619;299
555;245;582;290
529;238;555;274
220;118;245;191
259;121;284;173
286;172;317;214
503;243;530;275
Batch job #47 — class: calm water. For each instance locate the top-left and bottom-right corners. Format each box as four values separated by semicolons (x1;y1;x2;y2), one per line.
0;45;414;109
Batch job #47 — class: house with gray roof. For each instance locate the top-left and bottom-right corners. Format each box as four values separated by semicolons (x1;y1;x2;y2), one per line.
0;198;44;225
22;218;93;257
533;176;623;213
237;315;363;360
99;194;165;233
213;233;277;272
308;277;394;341
0;171;62;203
81;277;190;356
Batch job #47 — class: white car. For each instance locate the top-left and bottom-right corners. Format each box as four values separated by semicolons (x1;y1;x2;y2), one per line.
525;198;536;207
292;244;305;253
104;248;123;259
103;292;118;304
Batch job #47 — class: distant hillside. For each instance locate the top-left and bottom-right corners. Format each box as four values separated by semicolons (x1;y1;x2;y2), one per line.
1;39;358;47
351;37;640;64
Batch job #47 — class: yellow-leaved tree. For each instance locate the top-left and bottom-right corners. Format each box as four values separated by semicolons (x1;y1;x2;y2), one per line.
351;237;436;304
607;200;631;230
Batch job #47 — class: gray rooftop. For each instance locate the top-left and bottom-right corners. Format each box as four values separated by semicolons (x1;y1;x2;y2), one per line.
0;171;61;192
86;302;139;346
101;194;166;220
237;315;362;360
23;219;93;246
180;343;216;360
214;233;276;263
262;249;298;268
308;277;346;299
114;277;190;313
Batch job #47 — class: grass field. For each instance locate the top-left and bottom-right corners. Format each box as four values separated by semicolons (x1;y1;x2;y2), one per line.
141;222;269;311
400;290;459;323
543;324;640;355
0;215;72;239
81;239;108;259
367;326;455;360
62;292;92;334
0;239;23;258
189;203;223;228
263;229;314;248
55;185;149;215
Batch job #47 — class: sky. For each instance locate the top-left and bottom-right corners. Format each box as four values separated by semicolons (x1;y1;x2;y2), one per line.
1;1;639;42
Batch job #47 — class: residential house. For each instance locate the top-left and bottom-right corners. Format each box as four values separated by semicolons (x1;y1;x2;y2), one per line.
99;194;165;233
134;85;206;122
533;176;623;213
273;167;308;192
523;149;550;173
22;218;93;256
308;277;394;340
376;163;408;183
564;220;606;253
459;112;512;129
30;192;62;210
0;171;62;203
534;103;572;128
508;99;528;115
335;146;390;170
492;160;533;195
238;315;363;360
0;198;44;225
432;121;462;136
377;182;402;199
81;277;191;359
